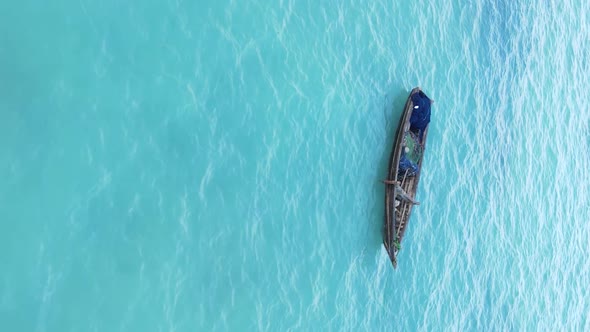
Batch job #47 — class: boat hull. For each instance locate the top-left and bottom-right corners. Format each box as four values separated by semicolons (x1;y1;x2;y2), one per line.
383;87;431;268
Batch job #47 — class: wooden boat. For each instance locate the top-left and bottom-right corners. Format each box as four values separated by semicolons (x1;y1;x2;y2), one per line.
384;87;432;268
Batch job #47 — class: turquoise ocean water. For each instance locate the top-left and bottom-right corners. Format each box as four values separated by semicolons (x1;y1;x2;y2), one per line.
1;0;589;330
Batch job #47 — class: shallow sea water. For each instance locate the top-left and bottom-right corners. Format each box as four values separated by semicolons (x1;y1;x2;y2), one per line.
1;0;589;330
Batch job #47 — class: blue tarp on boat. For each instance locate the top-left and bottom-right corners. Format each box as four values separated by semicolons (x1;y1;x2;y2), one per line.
399;154;418;176
410;91;431;138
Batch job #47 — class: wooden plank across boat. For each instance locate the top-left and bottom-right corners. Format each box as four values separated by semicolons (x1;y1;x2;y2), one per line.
384;87;432;268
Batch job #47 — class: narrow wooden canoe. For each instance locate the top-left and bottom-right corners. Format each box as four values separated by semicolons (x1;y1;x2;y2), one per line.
384;87;432;268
